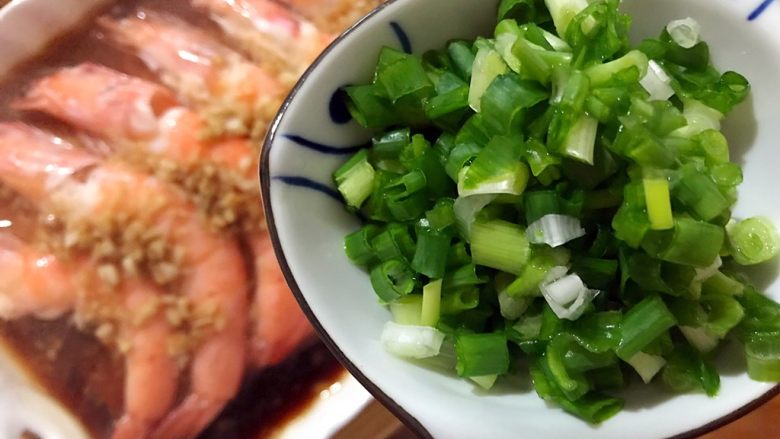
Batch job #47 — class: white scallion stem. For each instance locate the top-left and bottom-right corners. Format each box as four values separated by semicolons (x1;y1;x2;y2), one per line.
639;60;675;101
625;352;667;383
381;321;445;359
667;18;701;49
526;214;586;248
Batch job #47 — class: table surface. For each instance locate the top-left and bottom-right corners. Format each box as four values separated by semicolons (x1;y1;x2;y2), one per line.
0;0;776;437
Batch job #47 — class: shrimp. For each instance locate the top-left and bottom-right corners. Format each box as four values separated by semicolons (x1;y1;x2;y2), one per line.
248;232;314;367
16;63;315;370
0;231;178;439
98;11;284;139
0;122;249;439
191;0;332;77
276;0;384;33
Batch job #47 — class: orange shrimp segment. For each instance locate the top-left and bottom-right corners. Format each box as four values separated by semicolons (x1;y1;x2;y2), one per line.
0;231;178;439
13;63;177;142
192;0;332;77
0;122;249;439
249;231;314;367
0;232;74;320
99;11;284;138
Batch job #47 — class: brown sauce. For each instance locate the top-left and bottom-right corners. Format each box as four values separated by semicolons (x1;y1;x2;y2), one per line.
0;1;344;438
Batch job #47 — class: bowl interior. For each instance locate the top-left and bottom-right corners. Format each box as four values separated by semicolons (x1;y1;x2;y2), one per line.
263;0;780;438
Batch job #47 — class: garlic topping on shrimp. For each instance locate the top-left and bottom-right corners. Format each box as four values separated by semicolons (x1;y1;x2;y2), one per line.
99;11;284;140
192;0;332;79
0;123;249;439
16;63;314;368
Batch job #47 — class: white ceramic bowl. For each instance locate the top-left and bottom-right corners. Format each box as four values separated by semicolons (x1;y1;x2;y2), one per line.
261;0;780;437
0;1;372;438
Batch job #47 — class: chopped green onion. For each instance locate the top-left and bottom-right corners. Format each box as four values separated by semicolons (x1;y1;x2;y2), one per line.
370;259;417;303
455;332;510;376
625;351;666;383
617;295;677;359
666;18;701;49
421;279;443;327
390;295;423;325
381;321;445;359
745;333;780;381
526;214;586;247
471;219;531;274
334;149;376;209
643;178;673;230
726;217;780;266
469;45;509;112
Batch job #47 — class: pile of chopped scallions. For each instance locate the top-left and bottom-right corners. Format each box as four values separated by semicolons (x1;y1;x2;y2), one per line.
333;0;780;423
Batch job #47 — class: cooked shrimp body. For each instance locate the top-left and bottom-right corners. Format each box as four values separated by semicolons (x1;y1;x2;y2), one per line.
248;231;314;367
13;64;177;142
192;0;332;78
277;0;383;32
0;231;178;439
99;11;284;138
0;232;75;320
0;122;249;439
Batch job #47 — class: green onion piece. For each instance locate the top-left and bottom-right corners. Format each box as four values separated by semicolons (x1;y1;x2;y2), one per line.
701;271;744;297
562;115;598;164
411;222;451;278
443;263;488;289
345;84;398;129
372;128;410;160
344;224;381;267
447;241;472;268
425;198;456;231
471;219;531;275
569;311;622;353
390;294;423;325
421;279;443;327
674;171;729;221
624;351;666;384
658;218;725;268
459;136;530;197
585;50;648;86
745;332;780;381
370;259;418;303
523;139;561;179
371;223;415;262
377;53;433;103
469;374;499;390
530;357;623;423
571;257;618;289
480;73;548;134
469;45;509;112
512;37;572;85
547;334;591;400
544;0;588;38
385;170;429;221
333;149;376;209
587;364;625;390
440;286;480;314
498;0;537;22
726;217;780;266
448;40;476;80
617;295;677;359
455;332;510;377
643;178;673;230
525;190;561;224
424;86;470;120
503;247;571;297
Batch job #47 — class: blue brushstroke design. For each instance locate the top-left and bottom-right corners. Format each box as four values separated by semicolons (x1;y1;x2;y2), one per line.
390;22;412;54
329;87;352;124
283;134;366;155
749;0;774;20
273;176;342;201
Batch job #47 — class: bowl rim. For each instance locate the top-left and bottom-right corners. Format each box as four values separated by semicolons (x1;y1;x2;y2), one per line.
259;1;780;436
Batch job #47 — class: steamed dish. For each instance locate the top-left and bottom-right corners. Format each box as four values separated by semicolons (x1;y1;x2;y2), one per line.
336;0;780;423
0;0;380;438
